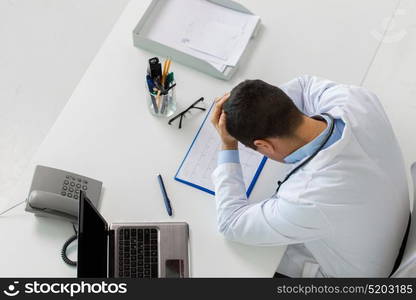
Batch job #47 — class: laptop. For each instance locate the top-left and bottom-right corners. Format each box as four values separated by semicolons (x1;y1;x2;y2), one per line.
77;191;190;278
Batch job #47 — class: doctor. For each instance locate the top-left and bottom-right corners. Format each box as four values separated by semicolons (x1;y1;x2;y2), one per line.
210;75;409;277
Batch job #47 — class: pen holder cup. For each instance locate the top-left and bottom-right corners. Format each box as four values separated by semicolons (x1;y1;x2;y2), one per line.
146;82;177;118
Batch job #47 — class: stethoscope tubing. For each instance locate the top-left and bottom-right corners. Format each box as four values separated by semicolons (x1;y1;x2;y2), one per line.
275;113;335;194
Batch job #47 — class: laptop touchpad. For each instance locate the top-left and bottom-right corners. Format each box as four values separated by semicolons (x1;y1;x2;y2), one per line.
165;259;184;278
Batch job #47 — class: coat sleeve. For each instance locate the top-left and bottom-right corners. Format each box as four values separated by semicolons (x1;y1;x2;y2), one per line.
212;162;331;246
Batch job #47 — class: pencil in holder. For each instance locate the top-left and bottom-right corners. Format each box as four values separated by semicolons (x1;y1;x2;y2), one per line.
146;80;177;118
146;57;177;117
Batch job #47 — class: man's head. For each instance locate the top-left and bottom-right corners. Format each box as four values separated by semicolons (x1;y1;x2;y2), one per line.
223;79;304;162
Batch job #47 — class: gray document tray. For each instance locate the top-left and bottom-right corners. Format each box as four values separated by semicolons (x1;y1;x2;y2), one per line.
132;0;261;80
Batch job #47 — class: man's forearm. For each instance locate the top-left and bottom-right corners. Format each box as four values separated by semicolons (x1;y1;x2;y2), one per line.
212;160;249;237
221;141;238;151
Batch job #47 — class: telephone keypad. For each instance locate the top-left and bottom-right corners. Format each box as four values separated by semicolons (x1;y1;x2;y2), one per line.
61;174;88;199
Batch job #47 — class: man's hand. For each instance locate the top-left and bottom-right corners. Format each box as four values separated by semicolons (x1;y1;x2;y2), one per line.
211;93;238;150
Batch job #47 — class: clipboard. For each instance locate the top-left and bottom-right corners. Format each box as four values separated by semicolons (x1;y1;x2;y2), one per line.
174;103;267;196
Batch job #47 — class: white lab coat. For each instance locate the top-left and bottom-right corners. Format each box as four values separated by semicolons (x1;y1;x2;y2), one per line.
212;75;409;277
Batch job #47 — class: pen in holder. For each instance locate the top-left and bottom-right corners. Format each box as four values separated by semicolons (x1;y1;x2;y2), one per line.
146;57;177;118
146;80;176;117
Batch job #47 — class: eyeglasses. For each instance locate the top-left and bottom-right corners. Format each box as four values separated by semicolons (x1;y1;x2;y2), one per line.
168;97;206;129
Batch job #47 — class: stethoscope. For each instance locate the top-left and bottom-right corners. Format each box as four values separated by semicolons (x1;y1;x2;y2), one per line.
275;113;335;194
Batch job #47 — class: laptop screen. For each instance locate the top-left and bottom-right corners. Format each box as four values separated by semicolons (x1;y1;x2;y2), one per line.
77;191;108;278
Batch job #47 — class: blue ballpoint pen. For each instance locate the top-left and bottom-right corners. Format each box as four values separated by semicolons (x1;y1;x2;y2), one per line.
157;174;173;216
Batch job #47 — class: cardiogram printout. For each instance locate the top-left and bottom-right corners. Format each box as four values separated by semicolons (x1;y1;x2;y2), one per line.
175;103;267;196
142;0;260;72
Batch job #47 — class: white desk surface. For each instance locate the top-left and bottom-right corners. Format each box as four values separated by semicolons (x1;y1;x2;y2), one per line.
0;0;400;277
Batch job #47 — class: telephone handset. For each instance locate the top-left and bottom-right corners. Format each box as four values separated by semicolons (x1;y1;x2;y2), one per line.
25;165;102;223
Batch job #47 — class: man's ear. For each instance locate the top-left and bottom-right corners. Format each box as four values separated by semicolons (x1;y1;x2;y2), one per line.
253;139;275;155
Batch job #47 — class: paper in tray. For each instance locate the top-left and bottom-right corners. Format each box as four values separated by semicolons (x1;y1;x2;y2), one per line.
133;0;261;80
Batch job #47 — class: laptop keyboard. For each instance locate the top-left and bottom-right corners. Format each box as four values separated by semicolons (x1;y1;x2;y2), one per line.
118;227;159;278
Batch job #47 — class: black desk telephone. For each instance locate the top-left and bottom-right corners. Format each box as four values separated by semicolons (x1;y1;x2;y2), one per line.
25;165;102;223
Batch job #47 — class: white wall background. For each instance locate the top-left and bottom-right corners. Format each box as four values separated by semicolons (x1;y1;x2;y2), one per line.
0;0;130;205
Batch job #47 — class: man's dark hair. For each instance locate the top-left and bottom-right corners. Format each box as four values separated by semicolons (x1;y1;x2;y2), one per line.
223;79;303;149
